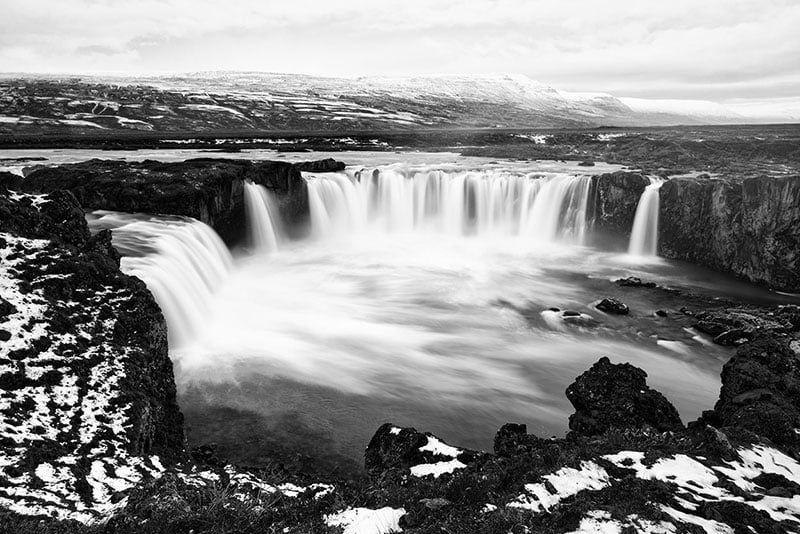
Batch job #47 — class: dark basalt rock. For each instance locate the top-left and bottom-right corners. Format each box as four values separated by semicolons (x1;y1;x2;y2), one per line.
589;171;650;235
0;171;23;190
365;423;430;474
494;423;543;456
365;423;484;475
614;276;657;288
566;356;684;436
293;158;346;173
596;297;630;315
0;296;16;319
693;308;794;346
702;334;800;452
751;472;800;496
659;174;800;292
14;158;342;244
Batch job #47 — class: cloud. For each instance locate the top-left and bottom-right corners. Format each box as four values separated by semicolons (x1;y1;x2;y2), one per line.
0;0;798;102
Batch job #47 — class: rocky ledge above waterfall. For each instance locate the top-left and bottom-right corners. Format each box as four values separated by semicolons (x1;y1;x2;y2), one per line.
2;158;345;244
591;170;800;292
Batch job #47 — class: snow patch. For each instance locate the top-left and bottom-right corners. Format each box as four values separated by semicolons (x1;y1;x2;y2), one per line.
325;507;406;534
410;459;467;478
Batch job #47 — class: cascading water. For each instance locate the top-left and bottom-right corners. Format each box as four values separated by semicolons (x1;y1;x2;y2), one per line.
628;177;664;256
305;167;593;244
84;155;752;471
244;181;283;253
87;211;233;347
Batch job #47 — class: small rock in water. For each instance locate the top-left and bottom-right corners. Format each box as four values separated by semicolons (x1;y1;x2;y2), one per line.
596;298;630;315
562;310;582;317
615;276;656;288
578;160;595;167
548;307;561;312
655;309;668;317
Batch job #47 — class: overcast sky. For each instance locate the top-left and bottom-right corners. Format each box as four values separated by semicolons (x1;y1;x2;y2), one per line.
1;0;798;111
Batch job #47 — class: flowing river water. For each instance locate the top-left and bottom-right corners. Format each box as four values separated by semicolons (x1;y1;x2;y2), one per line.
7;149;793;476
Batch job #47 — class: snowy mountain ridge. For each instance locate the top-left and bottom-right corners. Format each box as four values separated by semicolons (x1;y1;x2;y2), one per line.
0;72;786;134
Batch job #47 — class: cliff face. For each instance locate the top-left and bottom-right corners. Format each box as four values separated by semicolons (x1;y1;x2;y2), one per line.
590;171;800;292
659;175;800;291
590;171;649;236
17;158;319;244
0;189;183;523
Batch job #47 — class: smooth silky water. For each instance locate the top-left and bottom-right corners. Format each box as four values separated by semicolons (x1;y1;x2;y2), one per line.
76;151;795;476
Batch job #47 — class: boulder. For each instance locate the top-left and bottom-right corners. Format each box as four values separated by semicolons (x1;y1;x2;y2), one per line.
365;423;483;475
596;297;630;315
0;171;23;190
614;276;656;288
493;423;542;456
704;334;800;452
693;308;794;346
566;357;684;436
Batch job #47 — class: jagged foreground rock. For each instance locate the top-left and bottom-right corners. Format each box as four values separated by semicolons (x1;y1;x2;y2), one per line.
0;190;182;523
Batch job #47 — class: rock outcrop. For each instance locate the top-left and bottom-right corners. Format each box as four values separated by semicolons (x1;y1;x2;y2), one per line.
365;423;485;476
590;171;800;292
659;174;800;292
0;190;183;523
13;158;344;244
565;357;684;436
589;171;649;236
701;334;800;451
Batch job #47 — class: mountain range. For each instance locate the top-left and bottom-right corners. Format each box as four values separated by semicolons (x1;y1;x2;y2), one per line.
0;72;793;134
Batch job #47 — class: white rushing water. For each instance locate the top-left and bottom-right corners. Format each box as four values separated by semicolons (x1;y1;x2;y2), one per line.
305;167;593;243
87;158;758;462
87;211;234;347
628;177;664;256
244;181;283;253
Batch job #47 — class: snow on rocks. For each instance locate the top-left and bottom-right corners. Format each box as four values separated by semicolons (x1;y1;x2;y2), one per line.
419;436;460;458
603;445;800;523
325;506;406;534
365;424;479;479
565;510;679;534
0;191;181;524
508;462;610;513
409;459;467;478
173;464;336;504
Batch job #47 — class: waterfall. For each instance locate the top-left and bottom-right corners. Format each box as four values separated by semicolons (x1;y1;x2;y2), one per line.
628;177;664;256
244;181;283;253
87;211;233;347
304;167;593;243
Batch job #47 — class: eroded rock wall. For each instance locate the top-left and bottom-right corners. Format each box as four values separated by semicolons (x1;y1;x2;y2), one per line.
589;171;649;236
659;174;800;291
591;171;800;292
